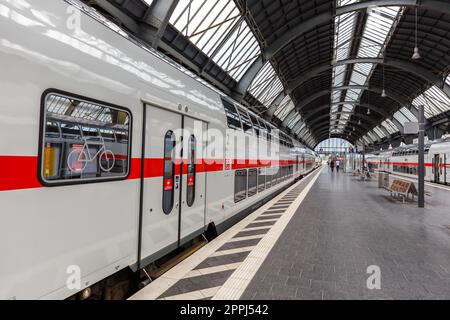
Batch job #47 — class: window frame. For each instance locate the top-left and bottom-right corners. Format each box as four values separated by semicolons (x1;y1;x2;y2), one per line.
162;130;176;215
38;89;133;187
234;169;248;203
186;134;196;207
236;106;254;135
221;98;242;131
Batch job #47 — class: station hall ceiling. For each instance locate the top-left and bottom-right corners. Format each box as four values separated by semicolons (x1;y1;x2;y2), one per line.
84;0;450;148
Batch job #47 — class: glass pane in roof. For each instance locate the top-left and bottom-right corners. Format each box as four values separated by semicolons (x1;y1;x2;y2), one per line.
333;65;347;87
248;62;284;107
332;90;342;103
342;104;354;112
334;12;358;62
287;114;301;129
357;7;401;59
400;107;418;122
349;63;373;86
368;131;379;141
169;0;261;81
413;86;450;119
382;119;398;134
274;96;295;121
337;0;361;7
374;127;386;138
295;122;306;134
143;0;154;6
345;89;362;102
211;19;261;80
394;110;408;124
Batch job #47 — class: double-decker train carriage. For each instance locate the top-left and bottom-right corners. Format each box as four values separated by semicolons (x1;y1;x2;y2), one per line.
366;140;450;185
0;1;319;299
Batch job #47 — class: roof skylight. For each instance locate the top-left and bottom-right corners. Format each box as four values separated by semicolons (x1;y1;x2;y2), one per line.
169;0;261;81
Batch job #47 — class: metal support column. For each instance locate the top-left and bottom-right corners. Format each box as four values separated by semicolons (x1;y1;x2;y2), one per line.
418;105;425;208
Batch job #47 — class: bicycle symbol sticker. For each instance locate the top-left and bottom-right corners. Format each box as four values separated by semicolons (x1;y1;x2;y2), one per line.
67;137;115;173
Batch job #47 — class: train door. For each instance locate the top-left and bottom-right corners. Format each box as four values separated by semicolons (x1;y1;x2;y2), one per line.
445;154;448;185
179;117;207;245
302;154;306;172
139;106;207;266
433;154;440;183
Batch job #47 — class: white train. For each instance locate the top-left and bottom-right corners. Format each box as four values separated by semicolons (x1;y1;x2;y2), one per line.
367;140;450;185
0;1;319;299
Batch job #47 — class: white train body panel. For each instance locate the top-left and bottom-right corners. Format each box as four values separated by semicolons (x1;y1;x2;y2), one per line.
0;1;319;299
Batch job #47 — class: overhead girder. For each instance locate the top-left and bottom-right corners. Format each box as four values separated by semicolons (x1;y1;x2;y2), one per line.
313;125;368;139
235;0;450;98
140;0;180;48
313;122;369;137
299;119;369;139
287;58;450;97
315;132;357;144
295;86;411;112
287;58;450;96
301;103;390;122
283;102;399;140
314;131;359;146
307;112;383;129
88;0;180;48
313;128;370;140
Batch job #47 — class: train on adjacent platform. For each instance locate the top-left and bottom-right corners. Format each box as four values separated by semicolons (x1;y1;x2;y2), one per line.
0;1;320;299
366;140;450;185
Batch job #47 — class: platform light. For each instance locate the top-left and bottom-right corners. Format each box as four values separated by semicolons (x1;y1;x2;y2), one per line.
381;64;387;98
412;46;421;60
412;7;421;60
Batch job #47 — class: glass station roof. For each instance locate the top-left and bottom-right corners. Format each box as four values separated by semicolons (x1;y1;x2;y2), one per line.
169;0;261;81
331;6;402;134
159;0;450;147
248;62;284;107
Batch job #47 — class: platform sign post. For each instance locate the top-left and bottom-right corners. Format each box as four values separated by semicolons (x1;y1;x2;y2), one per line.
418;104;425;208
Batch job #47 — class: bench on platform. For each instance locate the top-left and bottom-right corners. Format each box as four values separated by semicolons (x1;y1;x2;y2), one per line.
385;179;418;203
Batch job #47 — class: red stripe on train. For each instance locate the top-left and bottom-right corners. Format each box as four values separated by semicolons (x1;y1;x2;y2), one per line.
0;156;307;192
0;156;42;192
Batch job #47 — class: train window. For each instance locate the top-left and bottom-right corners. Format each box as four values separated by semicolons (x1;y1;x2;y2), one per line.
258;168;266;192
39;91;131;186
186;135;196;207
163;131;176;214
249;114;261;137
258;120;268;139
266;167;272;188
222;99;242;130
266;126;272;141
248;169;258;197
234;170;248;203
237;107;254;134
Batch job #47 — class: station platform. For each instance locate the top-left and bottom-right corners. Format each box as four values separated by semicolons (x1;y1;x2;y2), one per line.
130;168;450;300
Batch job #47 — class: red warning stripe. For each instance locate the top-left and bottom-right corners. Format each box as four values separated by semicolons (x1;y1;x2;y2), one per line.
0;156;307;192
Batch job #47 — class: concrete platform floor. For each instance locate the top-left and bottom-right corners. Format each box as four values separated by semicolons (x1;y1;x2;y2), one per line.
242;169;450;300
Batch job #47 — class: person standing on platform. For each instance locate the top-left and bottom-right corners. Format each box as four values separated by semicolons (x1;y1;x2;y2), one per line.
336;159;341;173
330;159;335;172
